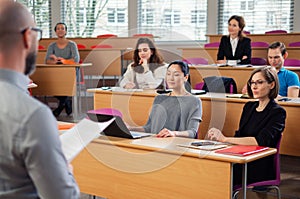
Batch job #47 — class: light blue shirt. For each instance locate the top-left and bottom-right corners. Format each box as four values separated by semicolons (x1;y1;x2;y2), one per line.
0;69;79;198
278;67;300;96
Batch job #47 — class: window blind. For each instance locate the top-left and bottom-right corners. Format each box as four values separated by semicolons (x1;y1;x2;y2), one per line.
218;0;294;34
17;0;51;38
137;0;208;41
61;0;128;37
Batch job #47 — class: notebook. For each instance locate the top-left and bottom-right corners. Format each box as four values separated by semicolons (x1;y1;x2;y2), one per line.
177;140;228;151
86;113;152;139
215;145;269;156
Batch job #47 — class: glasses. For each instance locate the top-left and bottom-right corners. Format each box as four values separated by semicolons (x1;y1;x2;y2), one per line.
138;48;150;52
21;27;43;41
248;80;268;87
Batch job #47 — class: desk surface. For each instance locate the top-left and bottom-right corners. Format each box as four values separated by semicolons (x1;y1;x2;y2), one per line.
72;135;276;198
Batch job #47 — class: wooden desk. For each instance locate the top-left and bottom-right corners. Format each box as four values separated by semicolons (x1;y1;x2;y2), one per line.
207;33;300;47
31;63;91;120
189;66;300;92
87;89;300;157
72;135;276;199
179;47;300;64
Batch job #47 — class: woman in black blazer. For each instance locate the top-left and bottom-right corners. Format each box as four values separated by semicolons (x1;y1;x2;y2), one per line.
217;15;252;65
207;66;286;186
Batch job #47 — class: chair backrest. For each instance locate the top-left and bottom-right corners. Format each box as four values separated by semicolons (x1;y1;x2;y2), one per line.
133;33;154;38
284;59;300;66
243;30;250;35
183;57;208;65
265;30;287;34
204;42;220;48
77;44;87;49
251;41;269;48
288;41;300;47
202;76;237;94
251;57;267;65
97;34;117;38
87;108;123;118
90;44;113;49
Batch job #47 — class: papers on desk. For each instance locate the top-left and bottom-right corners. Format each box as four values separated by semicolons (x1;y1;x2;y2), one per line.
100;87;143;92
225;93;249;98
60;118;115;162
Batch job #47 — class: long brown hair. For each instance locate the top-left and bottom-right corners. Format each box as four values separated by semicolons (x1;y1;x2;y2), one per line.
131;38;164;73
228;15;246;39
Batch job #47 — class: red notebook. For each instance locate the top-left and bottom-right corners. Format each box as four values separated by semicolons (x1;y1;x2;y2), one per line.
215;145;269;156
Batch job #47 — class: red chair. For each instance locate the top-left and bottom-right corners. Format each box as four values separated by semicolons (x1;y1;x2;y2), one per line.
251;57;267;65
97;34;117;38
90;44;113;49
288;41;300;47
38;45;45;50
204;42;220;48
251;41;269;48
183;57;208;65
284;59;300;67
265;30;287;34
233;136;282;199
243;30;250;35
77;44;87;49
87;108;123;118
133;33;154;38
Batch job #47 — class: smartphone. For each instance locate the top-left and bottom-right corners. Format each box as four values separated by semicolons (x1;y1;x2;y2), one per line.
191;141;214;146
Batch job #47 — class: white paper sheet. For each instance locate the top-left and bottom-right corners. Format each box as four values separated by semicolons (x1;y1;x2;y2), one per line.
60;118;115;162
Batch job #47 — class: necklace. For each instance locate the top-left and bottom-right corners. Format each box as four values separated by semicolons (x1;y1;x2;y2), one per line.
169;91;190;96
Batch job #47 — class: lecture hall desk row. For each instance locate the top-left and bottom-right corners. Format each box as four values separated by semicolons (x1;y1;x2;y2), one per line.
189;65;300;93
87;89;300;157
207;32;300;47
179;47;300;64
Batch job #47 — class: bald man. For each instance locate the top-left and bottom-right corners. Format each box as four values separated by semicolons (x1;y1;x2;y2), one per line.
0;1;79;198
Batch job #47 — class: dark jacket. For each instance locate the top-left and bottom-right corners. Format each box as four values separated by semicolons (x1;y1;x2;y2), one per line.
233;99;286;185
217;35;252;64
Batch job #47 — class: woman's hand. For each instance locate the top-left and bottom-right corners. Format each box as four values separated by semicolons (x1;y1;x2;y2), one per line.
216;60;226;64
207;127;226;142
156;128;176;138
124;82;136;89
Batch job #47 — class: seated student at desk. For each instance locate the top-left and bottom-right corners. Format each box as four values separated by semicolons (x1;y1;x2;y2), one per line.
45;22;80;117
129;60;202;138
242;41;300;97
217;15;251;65
208;66;286;186
119;37;168;89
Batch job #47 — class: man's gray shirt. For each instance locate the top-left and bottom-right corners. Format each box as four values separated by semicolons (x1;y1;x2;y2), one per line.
0;69;79;198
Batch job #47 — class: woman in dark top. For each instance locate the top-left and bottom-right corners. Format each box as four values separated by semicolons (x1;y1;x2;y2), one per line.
208;66;286;185
217;15;252;65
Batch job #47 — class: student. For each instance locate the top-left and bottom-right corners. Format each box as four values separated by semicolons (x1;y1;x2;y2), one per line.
119;37;168;89
129;60;202;138
217;15;251;65
0;1;79;198
208;66;286;185
242;41;300;97
45;22;80;117
268;41;299;97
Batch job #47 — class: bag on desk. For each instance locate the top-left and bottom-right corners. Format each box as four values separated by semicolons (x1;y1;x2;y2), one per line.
202;76;237;94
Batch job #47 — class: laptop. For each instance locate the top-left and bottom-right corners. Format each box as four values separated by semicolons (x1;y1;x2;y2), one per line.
86;113;152;139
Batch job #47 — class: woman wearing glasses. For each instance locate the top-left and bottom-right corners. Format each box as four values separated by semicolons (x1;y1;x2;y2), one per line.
119;37;168;89
207;66;286;186
45;22;80;117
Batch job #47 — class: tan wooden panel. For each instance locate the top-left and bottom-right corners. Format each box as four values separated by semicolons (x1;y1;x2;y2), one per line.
30;66;76;96
72;142;232;199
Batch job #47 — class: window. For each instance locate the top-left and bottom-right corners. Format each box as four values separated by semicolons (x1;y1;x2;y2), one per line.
17;0;51;38
138;0;208;41
218;0;294;34
61;0;128;37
